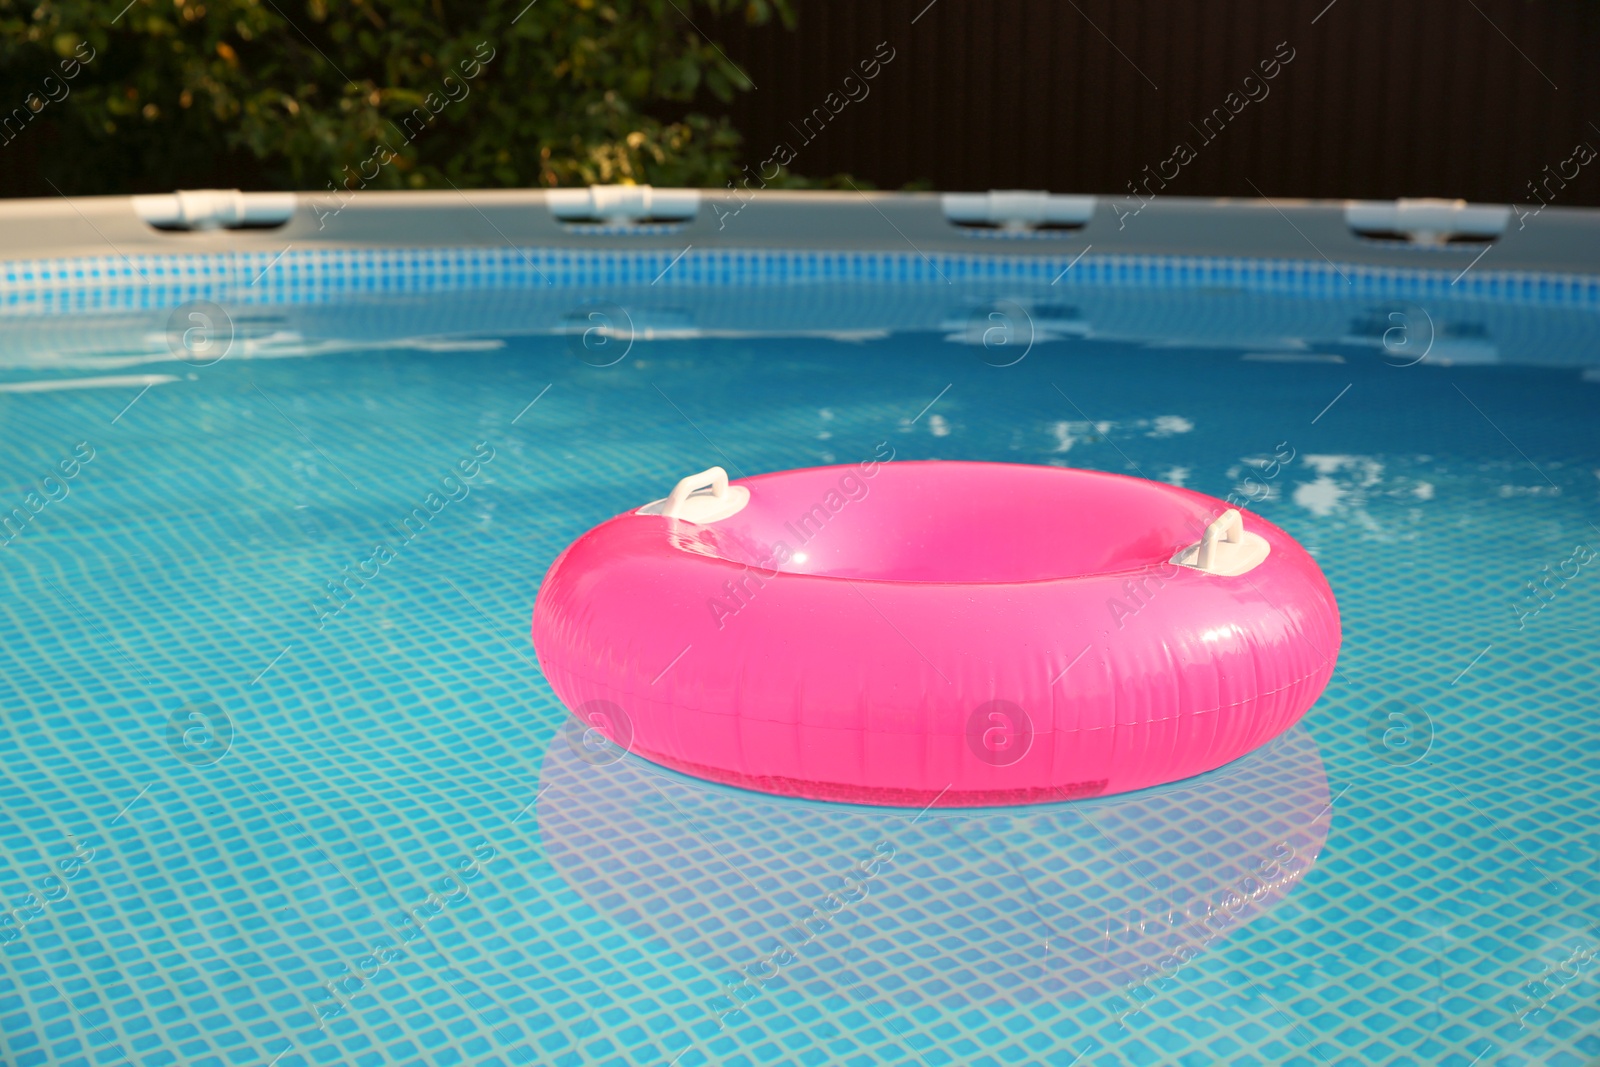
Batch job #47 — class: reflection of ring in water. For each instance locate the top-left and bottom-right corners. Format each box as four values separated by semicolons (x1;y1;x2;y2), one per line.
539;724;1330;1024
560;698;634;767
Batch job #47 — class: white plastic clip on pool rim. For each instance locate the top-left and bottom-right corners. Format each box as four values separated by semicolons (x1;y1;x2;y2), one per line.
130;188;296;230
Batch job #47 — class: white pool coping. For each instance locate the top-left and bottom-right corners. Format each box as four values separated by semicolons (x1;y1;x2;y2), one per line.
1;189;1595;276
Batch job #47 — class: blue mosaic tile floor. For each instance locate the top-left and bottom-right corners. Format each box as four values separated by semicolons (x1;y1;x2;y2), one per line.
1;253;1597;1066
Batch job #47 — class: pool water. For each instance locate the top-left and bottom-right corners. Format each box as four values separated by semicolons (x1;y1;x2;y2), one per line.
1;251;1598;1067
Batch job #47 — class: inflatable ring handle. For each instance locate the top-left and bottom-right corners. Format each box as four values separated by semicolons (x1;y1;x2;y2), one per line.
1198;509;1244;571
637;466;752;523
1172;508;1272;576
662;467;730;519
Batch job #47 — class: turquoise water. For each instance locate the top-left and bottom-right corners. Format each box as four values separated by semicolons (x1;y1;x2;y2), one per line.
1;254;1598;1067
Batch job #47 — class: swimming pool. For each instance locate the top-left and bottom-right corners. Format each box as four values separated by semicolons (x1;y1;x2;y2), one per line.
1;201;1598;1067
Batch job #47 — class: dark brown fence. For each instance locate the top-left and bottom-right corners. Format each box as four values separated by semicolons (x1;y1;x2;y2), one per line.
711;0;1600;206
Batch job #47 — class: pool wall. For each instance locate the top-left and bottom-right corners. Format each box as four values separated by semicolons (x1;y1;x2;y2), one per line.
0;190;1596;274
2;191;1597;378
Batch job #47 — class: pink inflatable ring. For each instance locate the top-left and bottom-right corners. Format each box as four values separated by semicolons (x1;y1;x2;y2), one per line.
532;459;1340;807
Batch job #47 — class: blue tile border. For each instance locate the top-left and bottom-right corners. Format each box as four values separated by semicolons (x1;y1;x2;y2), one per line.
0;246;1596;315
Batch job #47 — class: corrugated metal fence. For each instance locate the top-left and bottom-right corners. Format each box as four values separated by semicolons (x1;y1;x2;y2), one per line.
712;0;1600;206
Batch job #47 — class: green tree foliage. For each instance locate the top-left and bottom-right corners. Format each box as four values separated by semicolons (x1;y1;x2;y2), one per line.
0;0;794;195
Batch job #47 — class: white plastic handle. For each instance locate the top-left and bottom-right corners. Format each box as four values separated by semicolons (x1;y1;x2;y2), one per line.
637;465;750;523
1197;509;1244;571
662;467;729;519
1172;508;1270;576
